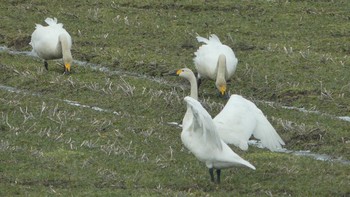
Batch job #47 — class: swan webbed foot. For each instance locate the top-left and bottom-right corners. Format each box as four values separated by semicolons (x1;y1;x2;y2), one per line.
44;61;48;70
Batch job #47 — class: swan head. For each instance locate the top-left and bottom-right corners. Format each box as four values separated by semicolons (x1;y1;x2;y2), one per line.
63;55;72;74
166;68;198;100
176;68;195;79
216;82;227;96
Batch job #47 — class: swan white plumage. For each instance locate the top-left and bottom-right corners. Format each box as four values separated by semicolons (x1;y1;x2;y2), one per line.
182;96;255;183
30;17;73;74
174;68;285;152
213;95;285;152
194;34;238;96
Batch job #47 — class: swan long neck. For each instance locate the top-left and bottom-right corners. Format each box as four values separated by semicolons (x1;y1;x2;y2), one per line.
59;34;72;72
216;54;227;85
59;34;72;60
188;73;198;100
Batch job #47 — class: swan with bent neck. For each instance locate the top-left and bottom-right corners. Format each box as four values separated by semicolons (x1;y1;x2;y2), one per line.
30;17;73;74
175;68;285;152
194;34;238;96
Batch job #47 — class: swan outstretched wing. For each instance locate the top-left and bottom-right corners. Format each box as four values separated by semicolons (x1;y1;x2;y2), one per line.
184;97;223;151
253;111;285;151
213;95;285;151
213;95;255;150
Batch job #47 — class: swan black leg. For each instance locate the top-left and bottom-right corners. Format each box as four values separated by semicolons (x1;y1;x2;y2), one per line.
216;169;221;184
44;61;48;70
197;78;202;88
209;168;215;182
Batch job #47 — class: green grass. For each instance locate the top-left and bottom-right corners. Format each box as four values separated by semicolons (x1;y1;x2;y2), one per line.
1;0;350;196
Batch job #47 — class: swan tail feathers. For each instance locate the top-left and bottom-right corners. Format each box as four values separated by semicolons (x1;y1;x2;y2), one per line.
34;23;43;29
240;159;256;170
45;17;63;28
196;36;210;44
209;34;221;43
196;34;222;44
45;17;57;25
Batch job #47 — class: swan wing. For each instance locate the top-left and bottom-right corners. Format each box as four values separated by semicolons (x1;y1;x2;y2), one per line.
213;95;256;150
184;97;223;151
237;96;285;151
252;109;285;151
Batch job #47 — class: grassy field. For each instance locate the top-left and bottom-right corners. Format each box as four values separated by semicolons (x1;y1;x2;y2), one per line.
1;0;349;196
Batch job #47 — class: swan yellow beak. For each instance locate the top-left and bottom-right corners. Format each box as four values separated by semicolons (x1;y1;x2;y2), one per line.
176;69;183;75
164;69;182;76
219;85;226;95
65;63;71;74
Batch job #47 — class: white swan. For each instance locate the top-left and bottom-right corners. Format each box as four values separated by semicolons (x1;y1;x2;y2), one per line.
182;96;255;183
174;68;285;152
30;17;73;74
194;34;238;96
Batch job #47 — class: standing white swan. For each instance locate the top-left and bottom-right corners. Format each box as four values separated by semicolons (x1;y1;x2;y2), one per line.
194;34;238;96
30;17;73;74
182;96;255;183
173;68;285;152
